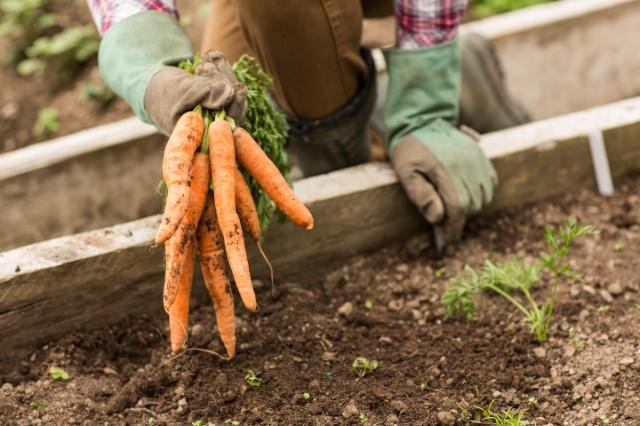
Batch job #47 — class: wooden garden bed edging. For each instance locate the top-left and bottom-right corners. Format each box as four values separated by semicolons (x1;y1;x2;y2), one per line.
1;97;640;363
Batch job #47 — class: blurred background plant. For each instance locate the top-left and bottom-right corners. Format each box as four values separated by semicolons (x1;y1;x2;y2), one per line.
0;0;56;63
0;0;99;81
18;25;99;80
471;0;558;17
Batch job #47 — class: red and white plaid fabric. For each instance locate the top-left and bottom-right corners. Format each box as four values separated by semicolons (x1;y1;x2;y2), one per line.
87;0;466;48
394;0;468;48
86;0;177;34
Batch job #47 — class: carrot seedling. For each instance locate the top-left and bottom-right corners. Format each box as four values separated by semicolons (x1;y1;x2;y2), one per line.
30;400;47;409
48;366;70;381
471;400;528;426
352;357;379;379
443;219;597;343
568;328;585;353
245;370;263;389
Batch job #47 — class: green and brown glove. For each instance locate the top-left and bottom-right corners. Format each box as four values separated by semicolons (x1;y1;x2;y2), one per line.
384;39;497;244
98;11;246;135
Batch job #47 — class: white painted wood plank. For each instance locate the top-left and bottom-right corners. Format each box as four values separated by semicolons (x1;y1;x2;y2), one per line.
461;0;638;40
0;117;156;180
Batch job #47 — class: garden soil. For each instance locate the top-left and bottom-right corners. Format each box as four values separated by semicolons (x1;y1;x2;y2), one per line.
1;176;639;425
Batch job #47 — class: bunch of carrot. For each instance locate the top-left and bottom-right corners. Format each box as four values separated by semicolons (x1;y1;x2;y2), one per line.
157;57;313;358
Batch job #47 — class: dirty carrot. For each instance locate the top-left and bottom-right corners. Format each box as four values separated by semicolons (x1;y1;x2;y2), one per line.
209;117;257;311
233;127;314;230
163;153;210;313
235;167;275;292
235;168;261;241
155;111;204;244
168;239;194;352
197;195;237;358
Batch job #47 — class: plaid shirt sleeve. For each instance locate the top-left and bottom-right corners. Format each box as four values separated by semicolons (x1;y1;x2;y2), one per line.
86;0;177;35
394;0;469;49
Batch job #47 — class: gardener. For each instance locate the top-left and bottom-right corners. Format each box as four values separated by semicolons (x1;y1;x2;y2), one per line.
88;0;529;247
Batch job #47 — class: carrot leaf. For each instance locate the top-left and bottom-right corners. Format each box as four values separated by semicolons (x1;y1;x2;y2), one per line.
233;55;290;233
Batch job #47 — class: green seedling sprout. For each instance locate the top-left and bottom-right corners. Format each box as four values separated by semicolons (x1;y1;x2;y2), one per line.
358;413;368;423
568;328;585;353
364;298;374;310
48;366;70;380
224;420;240;426
244;369;263;389
30;400;47;409
443;219;597;342
352;357;379;379
471;400;528;426
33;107;60;137
302;392;311;401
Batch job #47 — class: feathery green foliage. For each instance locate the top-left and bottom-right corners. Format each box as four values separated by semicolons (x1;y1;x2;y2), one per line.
232;55;290;234
443;219;597;342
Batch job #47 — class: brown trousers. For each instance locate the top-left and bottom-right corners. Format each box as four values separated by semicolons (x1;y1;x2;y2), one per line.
202;0;393;120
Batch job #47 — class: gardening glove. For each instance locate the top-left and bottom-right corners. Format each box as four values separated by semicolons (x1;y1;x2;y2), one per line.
384;39;497;244
98;11;246;135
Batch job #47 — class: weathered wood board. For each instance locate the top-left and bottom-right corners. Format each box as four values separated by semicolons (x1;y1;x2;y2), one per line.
463;0;640;120
2;0;639;251
2;98;640;363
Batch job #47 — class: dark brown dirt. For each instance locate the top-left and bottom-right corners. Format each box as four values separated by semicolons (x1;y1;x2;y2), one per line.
0;0;206;154
1;175;639;425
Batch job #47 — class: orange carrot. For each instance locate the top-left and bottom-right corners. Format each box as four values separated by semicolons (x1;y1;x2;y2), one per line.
235;168;261;241
235;167;275;293
197;195;237;358
209;119;257;311
155;111;204;244
163;153;210;313
168;239;194;352
233;127;314;230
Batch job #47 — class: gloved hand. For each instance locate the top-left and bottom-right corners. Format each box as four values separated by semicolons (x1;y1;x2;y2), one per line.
98;12;246;135
384;39;497;243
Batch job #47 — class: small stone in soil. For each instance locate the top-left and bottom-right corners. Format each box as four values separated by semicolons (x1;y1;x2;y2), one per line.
534;347;546;358
599;289;614;303
385;414;399;425
337;302;353;317
342;399;359;419
607;282;623;295
436;410;456;425
322;352;337;362
619;357;634;366
390;400;407;413
190;324;204;336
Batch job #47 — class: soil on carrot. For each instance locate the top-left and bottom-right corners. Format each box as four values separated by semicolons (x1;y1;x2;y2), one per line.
1;176;639;425
0;0;205;154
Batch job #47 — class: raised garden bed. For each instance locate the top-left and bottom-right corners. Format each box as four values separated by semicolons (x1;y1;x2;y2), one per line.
1;175;638;424
1;2;640;424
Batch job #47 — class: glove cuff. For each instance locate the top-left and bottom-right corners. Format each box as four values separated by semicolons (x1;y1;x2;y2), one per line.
383;39;461;150
285;48;377;176
98;11;193;125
